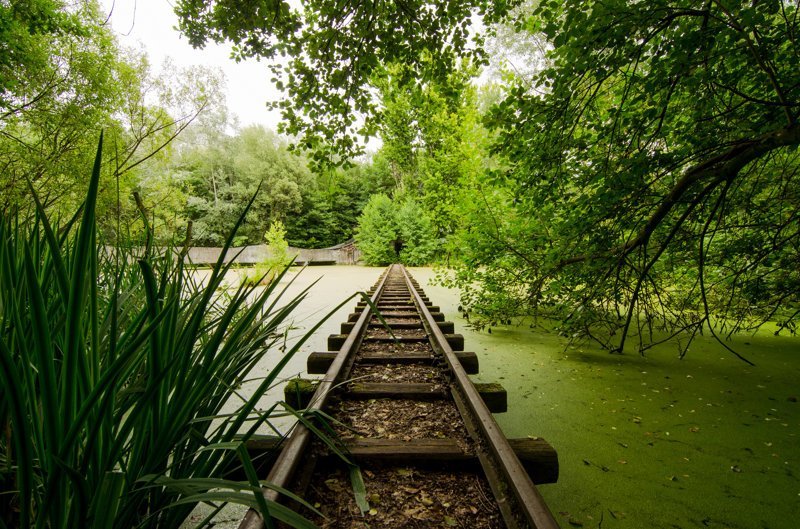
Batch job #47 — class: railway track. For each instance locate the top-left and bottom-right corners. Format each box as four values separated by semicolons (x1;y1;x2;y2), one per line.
239;264;560;529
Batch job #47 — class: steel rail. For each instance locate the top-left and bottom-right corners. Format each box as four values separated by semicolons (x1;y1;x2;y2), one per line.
399;266;560;529
238;268;391;529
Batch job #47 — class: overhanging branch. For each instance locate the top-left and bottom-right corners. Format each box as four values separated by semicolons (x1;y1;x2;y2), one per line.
556;123;800;269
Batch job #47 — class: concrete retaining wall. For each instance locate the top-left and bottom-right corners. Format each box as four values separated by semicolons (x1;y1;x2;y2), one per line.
185;241;360;266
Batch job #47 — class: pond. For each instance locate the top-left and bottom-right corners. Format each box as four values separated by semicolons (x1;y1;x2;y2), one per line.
408;267;800;529
203;265;799;529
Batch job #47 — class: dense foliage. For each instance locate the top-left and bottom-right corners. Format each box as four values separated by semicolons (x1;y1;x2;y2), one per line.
355;194;439;266
175;0;515;163
180;0;800;354
0;0;224;248
445;0;800;356
0;0;374;251
154;124;382;248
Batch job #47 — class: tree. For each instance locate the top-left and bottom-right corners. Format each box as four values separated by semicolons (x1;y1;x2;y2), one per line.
369;62;490;238
356;194;438;266
0;1;223;249
396;199;439;266
450;0;800;357
355;194;399;266
174;0;514;163
0;1;124;215
175;125;313;246
0;0;83;107
284;162;379;248
248;219;296;284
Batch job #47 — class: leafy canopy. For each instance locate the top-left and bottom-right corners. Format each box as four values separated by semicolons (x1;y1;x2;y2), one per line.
174;0;518;162
355;194;438;266
451;0;800;356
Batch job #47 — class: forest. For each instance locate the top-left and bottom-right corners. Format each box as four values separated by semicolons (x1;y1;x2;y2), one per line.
1;0;798;528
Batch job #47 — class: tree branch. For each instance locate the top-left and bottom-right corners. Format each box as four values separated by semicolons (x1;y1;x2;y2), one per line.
557;123;800;269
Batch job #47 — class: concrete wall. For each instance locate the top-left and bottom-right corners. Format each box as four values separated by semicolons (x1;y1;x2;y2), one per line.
185;242;361;266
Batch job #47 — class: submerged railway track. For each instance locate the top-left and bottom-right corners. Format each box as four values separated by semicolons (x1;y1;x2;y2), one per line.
239;264;560;529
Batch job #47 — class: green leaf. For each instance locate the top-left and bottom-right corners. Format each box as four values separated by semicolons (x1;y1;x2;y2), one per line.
349;465;370;515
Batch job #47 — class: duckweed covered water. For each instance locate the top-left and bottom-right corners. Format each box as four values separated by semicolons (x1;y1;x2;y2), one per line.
409;268;800;529
196;266;798;529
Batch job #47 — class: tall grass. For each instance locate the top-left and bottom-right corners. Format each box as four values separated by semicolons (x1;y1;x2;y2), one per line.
0;136;322;529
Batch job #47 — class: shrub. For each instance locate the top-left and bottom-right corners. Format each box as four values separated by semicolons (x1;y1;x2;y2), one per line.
248;219;297;285
355;194;438;266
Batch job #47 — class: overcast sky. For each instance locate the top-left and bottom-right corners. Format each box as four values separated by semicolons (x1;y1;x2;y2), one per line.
100;0;283;131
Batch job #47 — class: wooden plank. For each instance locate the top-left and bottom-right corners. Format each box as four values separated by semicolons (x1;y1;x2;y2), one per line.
508;438;559;485
345;438;469;461
238;436;557;485
345;319;425;334
428;311;445;322
364;310;444;322
283;379;318;409
307;351;338;374
455;351;479;374
437;321;455;334
369;321;424;329
358;352;434;364
445;333;464;351
338;351;477;374
347;382;446;399
327;333;348;350
474;382;508;413
374;304;416;311
363;333;428;342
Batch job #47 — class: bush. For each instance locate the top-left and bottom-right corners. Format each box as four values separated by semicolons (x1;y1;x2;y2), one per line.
355;194;438;266
396;199;439;266
248;219;297;285
355;194;400;265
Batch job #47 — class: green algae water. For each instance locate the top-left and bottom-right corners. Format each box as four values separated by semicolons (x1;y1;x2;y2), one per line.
202;265;798;529
408;268;800;529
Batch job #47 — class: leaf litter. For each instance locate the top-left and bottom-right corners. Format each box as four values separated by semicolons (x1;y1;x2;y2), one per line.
303;464;503;529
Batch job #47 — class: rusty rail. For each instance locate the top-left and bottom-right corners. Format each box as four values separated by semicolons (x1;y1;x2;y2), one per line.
238;268;390;529
400;266;559;529
238;264;559;529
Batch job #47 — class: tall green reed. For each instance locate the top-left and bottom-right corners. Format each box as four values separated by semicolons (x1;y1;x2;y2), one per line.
0;136;326;529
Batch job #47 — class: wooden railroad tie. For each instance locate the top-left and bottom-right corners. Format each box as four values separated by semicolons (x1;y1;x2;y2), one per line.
307;350;480;374
284;378;507;415
232;435;559;485
327;332;464;350
237;265;560;529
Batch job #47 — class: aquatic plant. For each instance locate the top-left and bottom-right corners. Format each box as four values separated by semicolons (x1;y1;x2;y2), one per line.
0;136;323;528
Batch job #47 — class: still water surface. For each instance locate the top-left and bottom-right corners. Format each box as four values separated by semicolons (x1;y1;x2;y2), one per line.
219;265;799;529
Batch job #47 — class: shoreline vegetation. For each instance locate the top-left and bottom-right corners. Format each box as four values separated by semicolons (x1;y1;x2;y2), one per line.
0;140;339;529
411;267;800;529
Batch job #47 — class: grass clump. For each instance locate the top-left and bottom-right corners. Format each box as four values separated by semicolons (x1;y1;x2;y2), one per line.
0;136;321;529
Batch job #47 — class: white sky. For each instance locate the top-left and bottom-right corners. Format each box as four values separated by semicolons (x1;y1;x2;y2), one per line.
100;0;283;131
